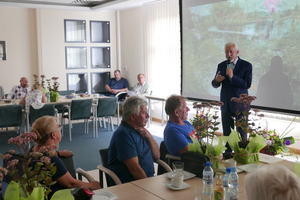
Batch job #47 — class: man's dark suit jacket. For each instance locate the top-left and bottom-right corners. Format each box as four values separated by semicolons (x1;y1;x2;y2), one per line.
211;57;252;113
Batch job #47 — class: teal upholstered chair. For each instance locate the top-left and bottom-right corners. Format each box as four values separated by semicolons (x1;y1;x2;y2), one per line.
62;99;93;141
0;104;23;134
93;97;117;137
27;104;56;132
55;90;75;120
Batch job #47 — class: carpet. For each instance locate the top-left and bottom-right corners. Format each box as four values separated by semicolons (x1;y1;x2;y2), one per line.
0;122;164;171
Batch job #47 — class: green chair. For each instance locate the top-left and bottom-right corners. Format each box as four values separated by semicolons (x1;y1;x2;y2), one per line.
62;99;93;141
93;97;117;137
0;105;23;134
27;104;56;132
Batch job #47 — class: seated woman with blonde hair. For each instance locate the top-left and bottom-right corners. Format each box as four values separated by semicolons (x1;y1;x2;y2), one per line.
19;82;46;111
30;116;101;199
245;164;300;200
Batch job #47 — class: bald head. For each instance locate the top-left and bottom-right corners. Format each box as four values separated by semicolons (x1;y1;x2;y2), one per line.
20;77;29;88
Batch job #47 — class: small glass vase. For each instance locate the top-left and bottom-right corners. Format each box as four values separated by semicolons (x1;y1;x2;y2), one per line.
50;91;59;102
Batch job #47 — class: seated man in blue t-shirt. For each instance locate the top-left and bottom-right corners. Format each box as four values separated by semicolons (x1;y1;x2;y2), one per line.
164;95;194;157
108;96;160;185
105;70;129;99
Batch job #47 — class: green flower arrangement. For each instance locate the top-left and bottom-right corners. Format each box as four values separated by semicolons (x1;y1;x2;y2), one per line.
188;101;228;169
0;132;57;199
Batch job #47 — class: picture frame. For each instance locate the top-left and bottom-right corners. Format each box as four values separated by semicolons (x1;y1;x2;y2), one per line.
67;73;88;94
0;41;7;61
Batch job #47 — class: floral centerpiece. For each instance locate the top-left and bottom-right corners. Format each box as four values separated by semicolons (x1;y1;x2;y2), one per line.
188;101;228;169
33;74;47;93
259;117;296;156
228;94;267;164
46;77;60;102
0;132;57;200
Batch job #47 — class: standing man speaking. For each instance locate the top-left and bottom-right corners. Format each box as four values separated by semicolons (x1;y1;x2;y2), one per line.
211;42;252;153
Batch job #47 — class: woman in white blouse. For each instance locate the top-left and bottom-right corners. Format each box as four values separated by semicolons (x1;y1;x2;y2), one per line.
19;82;46;111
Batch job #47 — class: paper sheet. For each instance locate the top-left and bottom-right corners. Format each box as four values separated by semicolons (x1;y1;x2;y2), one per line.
259;153;285;164
127;90;137;96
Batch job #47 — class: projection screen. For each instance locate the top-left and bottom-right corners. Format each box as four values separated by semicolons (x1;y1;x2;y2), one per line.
180;0;300;114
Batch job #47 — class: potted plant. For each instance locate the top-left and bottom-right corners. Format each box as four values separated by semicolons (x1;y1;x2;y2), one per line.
33;74;47;94
46;77;60;102
259;117;296;156
0;132;57;200
228;94;267;164
188;101;228;169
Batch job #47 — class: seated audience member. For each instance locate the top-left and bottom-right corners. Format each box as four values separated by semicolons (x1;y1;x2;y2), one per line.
19;82;46;111
7;77;30;99
105;70;129;99
245;164;300;200
30;116;101;199
0;85;4;99
108;96;160;185
130;73;151;97
164;95;194;157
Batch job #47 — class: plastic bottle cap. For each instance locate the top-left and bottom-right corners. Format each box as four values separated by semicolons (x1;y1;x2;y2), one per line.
226;168;231;173
206;162;211;167
230;166;236;172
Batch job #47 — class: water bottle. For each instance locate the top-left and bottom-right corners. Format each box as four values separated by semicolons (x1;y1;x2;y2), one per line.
229;166;239;200
46;92;50;103
202;161;214;199
223;168;231;200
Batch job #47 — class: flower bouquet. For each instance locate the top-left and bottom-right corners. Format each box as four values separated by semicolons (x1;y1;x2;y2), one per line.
259;117;296;156
46;77;60;102
0;132;57;200
188;101;228;169
228;94;266;164
33;74;47;93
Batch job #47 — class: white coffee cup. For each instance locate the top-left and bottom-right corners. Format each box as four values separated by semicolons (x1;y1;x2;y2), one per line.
171;173;183;188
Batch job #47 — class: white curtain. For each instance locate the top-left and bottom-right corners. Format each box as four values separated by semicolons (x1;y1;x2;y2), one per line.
143;0;180;97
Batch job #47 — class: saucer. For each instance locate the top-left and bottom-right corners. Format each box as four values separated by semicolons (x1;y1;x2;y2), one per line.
219;167;243;173
165;171;196;180
165;182;191;190
93;190;118;200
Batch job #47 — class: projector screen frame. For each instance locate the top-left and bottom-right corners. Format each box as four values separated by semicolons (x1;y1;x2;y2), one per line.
179;0;300;116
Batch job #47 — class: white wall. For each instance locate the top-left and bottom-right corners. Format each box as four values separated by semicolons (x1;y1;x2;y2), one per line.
37;9;117;92
0;7;38;93
119;7;144;87
0;6;117;94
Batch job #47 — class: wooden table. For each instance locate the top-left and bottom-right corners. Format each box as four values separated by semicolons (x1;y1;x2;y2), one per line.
94;156;296;200
97;182;163;200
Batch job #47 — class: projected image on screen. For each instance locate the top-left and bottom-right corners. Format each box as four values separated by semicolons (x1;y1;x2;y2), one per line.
181;0;300;113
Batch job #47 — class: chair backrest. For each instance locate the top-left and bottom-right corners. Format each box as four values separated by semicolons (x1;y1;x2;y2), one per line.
70;99;93;120
29;104;55;125
99;148;112;186
157;141;171;175
99;148;109;168
180;151;210;178
96;97;118;118
59;156;76;179
59;90;75;96
0;105;23;127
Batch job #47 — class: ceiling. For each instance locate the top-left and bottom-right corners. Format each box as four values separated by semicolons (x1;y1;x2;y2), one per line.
0;0;158;11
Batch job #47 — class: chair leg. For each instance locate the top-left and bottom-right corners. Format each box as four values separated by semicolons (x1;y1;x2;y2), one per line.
61;116;64;137
98;117;102;128
110;117;114;131
103;117;106;129
69;119;72;141
86;119;89;134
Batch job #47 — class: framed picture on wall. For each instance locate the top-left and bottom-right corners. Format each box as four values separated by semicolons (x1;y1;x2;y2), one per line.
65;46;87;69
67;73;88;94
0;41;7;61
91;72;110;94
